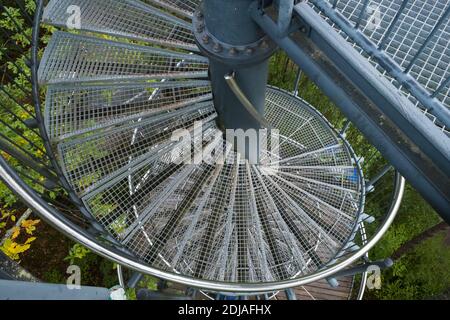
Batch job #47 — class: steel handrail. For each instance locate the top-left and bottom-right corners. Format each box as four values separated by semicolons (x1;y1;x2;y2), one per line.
0;153;404;292
0;0;405;293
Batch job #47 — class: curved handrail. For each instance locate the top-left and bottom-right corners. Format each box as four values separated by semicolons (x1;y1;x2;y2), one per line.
0;154;404;292
0;0;405;293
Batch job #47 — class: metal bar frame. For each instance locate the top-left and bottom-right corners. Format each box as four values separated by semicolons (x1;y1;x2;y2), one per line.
0;0;406;294
0;152;405;292
250;1;450;222
309;0;450;129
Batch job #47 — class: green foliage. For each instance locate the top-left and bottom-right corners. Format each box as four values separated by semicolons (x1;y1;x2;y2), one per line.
62;242;118;287
369;232;450;299
371;184;442;260
125;288;137;300
139;275;159;291
42;268;65;284
64;243;91;265
0;1;60;208
0;184;19;208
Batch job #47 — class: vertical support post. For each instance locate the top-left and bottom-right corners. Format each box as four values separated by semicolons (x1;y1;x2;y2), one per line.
193;0;277;162
209;61;269;132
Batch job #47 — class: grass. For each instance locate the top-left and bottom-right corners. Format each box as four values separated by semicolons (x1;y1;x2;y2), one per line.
368;231;450;300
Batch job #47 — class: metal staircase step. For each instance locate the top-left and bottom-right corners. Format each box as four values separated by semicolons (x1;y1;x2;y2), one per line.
42;0;198;51
44;80;212;141
77;88;363;283
83;126;220;238
38;32;208;84
142;0;200;19
120;136;224;258
269;173;358;243
251;166;312;273
112;131;362;283
40;69;365;283
57;101;216;195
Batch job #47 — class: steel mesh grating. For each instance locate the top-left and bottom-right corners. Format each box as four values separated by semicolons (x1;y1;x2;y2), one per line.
310;0;450;129
38;31;209;84
142;0;201;18
84;126;219;238
58;102;216;195
44;80;212;141
36;0;368;284
42;0;198;51
57;87;364;283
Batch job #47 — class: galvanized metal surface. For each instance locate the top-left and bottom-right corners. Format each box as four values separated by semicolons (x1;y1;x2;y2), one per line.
43;0;198;51
38;32;209;84
252;1;450;220
0;0;412;294
44;80;212;141
309;0;450;131
143;0;200;19
0;153;404;292
53;86;365;283
57;102;216;195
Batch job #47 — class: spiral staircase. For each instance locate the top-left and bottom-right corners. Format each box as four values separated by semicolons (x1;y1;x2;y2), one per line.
0;0;449;300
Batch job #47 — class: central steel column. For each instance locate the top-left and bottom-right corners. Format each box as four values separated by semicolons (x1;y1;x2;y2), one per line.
193;0;277;161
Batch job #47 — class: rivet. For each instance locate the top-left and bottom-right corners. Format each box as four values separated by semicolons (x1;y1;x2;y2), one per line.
245;47;254;55
213;43;222;53
260;40;269;49
229;47;238;56
202;35;210;44
196;23;204;33
196;11;204;19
